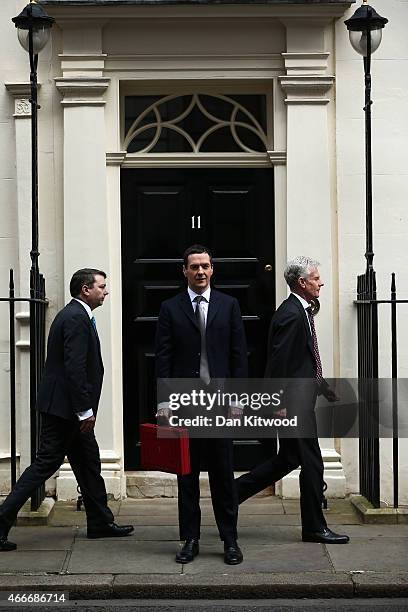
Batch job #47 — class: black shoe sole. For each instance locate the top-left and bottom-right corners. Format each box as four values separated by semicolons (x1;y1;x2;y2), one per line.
0;544;17;552
224;556;243;565
302;536;349;544
87;531;133;539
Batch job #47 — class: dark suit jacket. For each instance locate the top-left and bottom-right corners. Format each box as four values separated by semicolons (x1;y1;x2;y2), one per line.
264;293;322;428
36;299;104;421
155;289;248;379
264;293;315;380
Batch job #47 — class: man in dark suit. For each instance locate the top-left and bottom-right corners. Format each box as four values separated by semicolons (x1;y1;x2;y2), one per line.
236;256;349;544
155;245;247;564
0;269;133;551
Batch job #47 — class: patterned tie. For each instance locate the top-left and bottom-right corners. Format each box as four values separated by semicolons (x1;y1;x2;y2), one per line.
306;307;323;383
194;296;210;385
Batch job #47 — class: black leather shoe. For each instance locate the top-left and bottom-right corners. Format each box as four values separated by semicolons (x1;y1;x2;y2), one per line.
302;527;349;544
224;541;243;565
0;536;17;552
176;538;199;563
87;522;134;539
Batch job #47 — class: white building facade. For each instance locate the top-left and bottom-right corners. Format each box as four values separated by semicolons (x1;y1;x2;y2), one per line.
0;0;407;506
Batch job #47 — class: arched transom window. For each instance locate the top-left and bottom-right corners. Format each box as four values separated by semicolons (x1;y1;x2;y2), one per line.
124;93;269;155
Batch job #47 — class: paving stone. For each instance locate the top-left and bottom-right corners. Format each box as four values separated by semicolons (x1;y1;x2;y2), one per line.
238;514;302;526
75;526;179;541
183;543;332;574
0;551;67;574
7;526;76;550
323;514;362;525
331;524;408;537
327;537;408;572
117;515;181;526
118;502;179;517
67;541;181;574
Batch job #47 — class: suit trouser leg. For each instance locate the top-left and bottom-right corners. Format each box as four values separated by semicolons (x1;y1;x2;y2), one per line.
236;437;300;503
66;429;114;529
177;438;202;540
0;414;72;532
236;436;326;532
207;438;238;543
297;437;327;532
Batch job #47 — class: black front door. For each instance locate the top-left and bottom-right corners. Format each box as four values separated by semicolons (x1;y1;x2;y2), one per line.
121;168;276;470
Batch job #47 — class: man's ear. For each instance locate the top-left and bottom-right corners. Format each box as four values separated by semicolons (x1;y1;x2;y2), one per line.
81;284;89;296
182;266;187;278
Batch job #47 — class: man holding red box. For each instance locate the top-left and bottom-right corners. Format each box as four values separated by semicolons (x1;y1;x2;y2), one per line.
155;244;248;565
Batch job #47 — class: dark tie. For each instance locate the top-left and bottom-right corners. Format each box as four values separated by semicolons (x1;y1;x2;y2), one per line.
194;296;210;385
91;316;98;337
306;307;323;383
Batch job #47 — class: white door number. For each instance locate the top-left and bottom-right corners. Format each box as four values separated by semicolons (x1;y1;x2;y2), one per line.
191;215;201;229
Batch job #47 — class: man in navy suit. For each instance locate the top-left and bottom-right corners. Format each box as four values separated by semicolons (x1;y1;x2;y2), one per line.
0;269;133;551
236;256;349;544
155;245;247;564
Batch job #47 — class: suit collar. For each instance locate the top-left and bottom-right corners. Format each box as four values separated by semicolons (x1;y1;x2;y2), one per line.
68;299;103;360
179;291;199;329
187;285;211;304
206;289;221;328
179;288;220;329
73;297;93;319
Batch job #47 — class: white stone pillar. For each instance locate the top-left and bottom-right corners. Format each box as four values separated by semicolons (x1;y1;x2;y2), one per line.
277;42;346;498
4;83;36;479
54;76;125;500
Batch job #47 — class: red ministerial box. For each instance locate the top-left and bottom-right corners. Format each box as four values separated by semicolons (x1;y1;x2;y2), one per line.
140;423;191;476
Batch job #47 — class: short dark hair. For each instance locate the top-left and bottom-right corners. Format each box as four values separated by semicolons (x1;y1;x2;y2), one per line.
183;244;213;267
69;268;106;298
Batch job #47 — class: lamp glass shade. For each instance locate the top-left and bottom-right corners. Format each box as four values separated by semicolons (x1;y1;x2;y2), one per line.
17;25;50;54
349;28;382;56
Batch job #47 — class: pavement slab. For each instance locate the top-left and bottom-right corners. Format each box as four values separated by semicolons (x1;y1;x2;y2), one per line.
327;537;408;572
6;526;76;550
183;543;332;574
67;540;181;574
0;550;67;574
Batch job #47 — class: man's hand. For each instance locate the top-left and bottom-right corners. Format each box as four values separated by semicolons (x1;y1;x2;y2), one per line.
80;415;96;433
323;387;339;403
228;405;243;422
156;406;171;426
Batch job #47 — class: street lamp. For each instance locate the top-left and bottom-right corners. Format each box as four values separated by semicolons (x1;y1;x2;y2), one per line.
11;0;54;511
344;0;387;273
345;2;388;511
12;0;54;277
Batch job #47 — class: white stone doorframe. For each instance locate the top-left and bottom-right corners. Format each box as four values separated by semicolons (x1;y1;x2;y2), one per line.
51;7;346;500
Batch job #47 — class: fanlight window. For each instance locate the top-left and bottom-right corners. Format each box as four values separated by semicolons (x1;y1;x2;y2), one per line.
124;93;268;154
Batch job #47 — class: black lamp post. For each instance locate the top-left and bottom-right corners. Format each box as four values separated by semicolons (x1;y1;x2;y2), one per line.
345;0;388;275
346;2;388;510
12;0;54;278
12;0;54;511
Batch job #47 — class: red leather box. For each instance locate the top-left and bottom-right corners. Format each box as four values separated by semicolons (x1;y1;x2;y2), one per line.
139;423;191;475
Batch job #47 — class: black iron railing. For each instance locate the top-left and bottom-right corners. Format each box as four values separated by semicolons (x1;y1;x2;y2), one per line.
0;269;48;511
355;271;406;508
